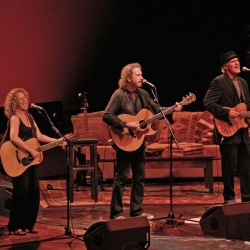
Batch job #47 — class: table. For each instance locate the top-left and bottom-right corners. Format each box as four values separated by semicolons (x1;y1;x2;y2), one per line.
99;153;214;193
145;154;214;193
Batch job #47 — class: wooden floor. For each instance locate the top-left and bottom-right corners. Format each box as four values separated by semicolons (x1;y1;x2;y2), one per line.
1;181;250;249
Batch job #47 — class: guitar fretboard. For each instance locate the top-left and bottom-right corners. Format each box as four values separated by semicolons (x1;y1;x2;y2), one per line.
83;108;91;161
146;94;195;126
36;138;65;152
147;105;176;125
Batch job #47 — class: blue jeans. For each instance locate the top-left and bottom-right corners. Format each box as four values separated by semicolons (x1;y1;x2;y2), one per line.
110;145;145;219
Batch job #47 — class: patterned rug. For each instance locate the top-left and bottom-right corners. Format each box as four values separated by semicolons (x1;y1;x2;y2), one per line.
39;179;241;208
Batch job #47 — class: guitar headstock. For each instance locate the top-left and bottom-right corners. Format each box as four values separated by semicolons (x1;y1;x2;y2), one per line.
79;92;89;111
64;133;79;142
180;93;196;106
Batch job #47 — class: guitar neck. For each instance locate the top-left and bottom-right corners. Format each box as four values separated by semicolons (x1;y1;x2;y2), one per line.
36;138;65;152
146;95;195;125
147;105;176;125
83;108;91;161
83;108;90;137
241;112;250;118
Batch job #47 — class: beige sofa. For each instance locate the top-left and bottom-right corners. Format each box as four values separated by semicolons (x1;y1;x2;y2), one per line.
71;110;222;180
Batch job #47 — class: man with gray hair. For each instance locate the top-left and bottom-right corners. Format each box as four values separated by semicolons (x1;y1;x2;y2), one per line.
203;51;250;204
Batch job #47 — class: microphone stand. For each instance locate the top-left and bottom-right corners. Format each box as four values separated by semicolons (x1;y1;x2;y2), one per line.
31;107;79;237
149;88;184;228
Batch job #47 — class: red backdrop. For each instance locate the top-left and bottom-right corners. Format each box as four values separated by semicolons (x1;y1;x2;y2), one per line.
0;0;116;107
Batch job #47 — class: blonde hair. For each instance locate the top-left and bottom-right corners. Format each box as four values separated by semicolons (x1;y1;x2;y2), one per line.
4;88;29;118
118;63;142;88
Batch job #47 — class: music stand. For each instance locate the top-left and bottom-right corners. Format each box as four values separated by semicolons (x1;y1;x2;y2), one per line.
148;87;184;228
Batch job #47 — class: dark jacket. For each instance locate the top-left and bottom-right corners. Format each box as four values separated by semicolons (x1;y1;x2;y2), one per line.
102;88;163;131
203;73;250;144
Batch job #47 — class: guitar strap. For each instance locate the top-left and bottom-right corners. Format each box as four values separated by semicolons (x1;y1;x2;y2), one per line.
137;91;155;115
26;113;37;139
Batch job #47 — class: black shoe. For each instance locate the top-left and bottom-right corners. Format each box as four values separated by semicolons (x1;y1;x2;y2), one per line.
26;228;38;234
9;229;26;236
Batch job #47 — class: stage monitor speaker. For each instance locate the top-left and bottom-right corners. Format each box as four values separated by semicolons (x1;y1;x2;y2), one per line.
0;179;13;217
84;216;150;250
200;202;250;238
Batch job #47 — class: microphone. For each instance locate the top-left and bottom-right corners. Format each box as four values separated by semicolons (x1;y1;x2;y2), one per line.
30;103;43;110
242;66;250;72
142;79;155;88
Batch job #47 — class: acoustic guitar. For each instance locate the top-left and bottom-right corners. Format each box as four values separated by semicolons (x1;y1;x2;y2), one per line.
75;93;104;188
213;103;250;137
110;93;196;152
0;133;78;177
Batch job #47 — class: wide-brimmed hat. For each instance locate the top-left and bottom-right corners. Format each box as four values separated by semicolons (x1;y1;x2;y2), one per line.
220;51;239;66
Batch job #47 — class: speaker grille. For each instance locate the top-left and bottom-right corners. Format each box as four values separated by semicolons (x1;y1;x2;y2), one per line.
0;180;13;217
84;217;150;250
200;202;250;238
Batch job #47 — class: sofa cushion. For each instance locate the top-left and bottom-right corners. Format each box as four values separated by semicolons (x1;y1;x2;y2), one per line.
194;111;214;145
158;112;202;143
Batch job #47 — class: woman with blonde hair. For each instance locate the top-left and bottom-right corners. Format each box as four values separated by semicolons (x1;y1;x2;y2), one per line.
4;88;59;235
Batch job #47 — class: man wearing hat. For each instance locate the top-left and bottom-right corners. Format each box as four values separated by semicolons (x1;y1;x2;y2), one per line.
203;51;250;204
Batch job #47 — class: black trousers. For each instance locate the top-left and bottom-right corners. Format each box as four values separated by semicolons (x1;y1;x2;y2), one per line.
220;143;250;202
8;165;40;231
110;145;145;219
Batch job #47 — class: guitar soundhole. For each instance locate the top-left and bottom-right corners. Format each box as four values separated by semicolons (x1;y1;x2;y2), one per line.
22;157;34;166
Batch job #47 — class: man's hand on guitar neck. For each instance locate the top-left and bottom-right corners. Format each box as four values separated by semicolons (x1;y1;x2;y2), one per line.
174;102;182;112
